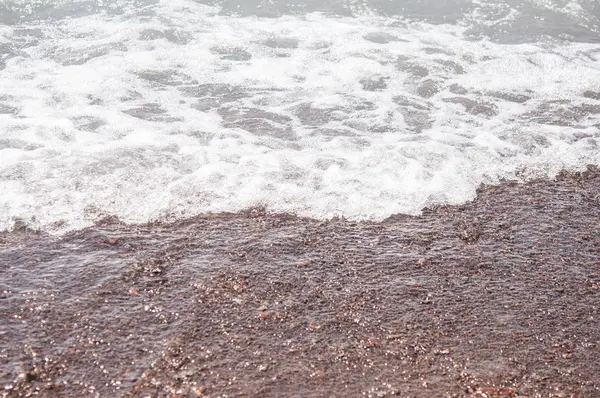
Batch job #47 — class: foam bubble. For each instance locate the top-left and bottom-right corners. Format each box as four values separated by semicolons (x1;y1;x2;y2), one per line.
0;0;599;233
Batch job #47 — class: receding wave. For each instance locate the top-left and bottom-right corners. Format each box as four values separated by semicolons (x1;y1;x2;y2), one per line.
0;0;599;233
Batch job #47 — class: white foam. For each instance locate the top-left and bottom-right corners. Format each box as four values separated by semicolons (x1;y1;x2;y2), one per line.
0;0;599;233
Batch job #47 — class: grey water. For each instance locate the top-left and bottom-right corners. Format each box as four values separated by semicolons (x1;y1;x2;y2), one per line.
2;0;600;42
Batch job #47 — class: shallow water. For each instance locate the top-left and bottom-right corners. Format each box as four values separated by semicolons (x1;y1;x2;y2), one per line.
1;169;599;397
0;0;599;233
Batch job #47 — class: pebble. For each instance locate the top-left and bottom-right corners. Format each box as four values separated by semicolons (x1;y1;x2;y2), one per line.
258;364;269;372
308;322;321;331
296;260;312;267
258;311;271;319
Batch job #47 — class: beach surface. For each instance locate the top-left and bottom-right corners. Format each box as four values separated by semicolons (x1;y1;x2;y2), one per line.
1;168;599;397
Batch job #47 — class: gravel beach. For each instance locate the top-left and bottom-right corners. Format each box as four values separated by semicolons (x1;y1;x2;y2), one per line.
1;168;599;397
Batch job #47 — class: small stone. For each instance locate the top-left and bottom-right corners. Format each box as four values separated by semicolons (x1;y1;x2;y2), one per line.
310;369;325;378
129;288;140;296
258;364;269;372
562;352;573;359
258;311;271;320
296;260;312;267
106;237;120;245
193;386;206;395
17;372;36;382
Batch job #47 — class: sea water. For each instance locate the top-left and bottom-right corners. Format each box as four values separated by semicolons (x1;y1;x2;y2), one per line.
0;0;598;233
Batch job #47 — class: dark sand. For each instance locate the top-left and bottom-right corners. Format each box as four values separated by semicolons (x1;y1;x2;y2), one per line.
1;168;599;398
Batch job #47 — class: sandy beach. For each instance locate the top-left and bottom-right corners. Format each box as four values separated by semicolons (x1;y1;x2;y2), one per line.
1;168;598;397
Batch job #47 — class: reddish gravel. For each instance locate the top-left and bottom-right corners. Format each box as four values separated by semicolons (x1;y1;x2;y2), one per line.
1;168;599;398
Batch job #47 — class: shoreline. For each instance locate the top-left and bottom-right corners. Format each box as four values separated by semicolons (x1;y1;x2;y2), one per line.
1;168;599;397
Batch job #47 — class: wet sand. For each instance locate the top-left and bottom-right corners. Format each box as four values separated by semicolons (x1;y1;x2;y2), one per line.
1;168;599;398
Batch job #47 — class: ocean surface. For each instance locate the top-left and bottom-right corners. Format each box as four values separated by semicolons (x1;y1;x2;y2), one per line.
0;0;599;233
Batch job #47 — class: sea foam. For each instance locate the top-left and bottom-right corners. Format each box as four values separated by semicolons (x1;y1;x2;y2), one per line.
0;0;599;233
